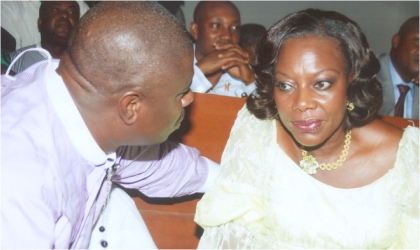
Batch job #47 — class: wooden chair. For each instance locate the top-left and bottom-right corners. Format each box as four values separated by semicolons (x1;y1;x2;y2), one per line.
131;93;246;249
131;93;419;249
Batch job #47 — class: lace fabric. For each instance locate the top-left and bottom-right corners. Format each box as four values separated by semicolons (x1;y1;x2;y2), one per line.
195;106;419;249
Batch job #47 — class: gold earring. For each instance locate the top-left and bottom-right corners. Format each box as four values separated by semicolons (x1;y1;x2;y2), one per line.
347;102;354;111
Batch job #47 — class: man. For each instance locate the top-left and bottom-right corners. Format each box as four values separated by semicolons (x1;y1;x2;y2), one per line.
9;1;80;73
1;0;89;50
1;2;218;248
239;23;266;65
377;16;419;119
189;1;256;97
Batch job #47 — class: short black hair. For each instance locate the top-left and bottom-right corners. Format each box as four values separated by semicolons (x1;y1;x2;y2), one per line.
239;23;266;48
247;8;382;132
398;16;419;37
193;1;239;24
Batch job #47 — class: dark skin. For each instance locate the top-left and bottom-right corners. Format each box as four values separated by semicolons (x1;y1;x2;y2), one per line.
38;1;80;59
275;36;402;189
190;1;255;88
58;50;194;154
390;19;419;85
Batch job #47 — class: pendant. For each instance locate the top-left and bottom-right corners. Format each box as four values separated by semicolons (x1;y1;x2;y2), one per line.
299;155;319;175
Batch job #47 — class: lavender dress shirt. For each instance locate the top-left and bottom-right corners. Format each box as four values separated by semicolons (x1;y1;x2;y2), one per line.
1;57;217;248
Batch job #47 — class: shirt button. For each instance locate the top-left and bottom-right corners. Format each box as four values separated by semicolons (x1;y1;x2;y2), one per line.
99;226;105;232
101;240;108;248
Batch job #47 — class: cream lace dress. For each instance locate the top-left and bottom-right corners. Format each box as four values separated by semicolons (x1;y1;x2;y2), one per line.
195;106;419;249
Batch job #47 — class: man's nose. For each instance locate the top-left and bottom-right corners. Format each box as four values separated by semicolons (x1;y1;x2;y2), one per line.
219;28;232;43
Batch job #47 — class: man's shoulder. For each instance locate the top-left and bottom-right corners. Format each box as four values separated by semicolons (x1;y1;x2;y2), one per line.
376;53;391;83
10;44;42;59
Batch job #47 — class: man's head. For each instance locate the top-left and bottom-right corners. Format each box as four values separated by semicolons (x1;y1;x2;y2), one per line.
38;1;80;47
58;2;194;151
390;16;419;83
239;23;266;64
190;1;240;60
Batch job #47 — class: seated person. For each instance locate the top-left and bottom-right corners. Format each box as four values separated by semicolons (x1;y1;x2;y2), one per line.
239;23;266;65
195;9;418;249
2;2;218;248
9;1;80;73
1;0;89;50
189;1;256;97
377;16;419;119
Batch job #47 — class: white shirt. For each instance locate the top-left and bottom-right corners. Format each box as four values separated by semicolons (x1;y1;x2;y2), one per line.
191;51;257;98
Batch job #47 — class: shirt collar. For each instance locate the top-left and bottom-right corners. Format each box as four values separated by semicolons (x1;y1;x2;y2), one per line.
389;56;414;88
46;60;116;166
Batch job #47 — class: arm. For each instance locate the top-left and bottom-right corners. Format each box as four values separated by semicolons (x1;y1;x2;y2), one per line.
196;43;255;85
1;164;56;248
114;141;219;197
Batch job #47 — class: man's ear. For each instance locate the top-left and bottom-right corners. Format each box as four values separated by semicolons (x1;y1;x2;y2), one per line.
189;22;199;41
118;91;143;125
37;18;42;33
391;34;400;50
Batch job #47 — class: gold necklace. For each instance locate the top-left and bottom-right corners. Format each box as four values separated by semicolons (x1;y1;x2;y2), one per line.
299;130;352;175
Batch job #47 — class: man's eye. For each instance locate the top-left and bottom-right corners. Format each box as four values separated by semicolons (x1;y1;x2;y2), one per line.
212;23;221;29
314;80;333;90
275;82;293;91
231;26;239;30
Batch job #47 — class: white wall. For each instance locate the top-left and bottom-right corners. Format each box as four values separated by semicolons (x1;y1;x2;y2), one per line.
182;1;419;55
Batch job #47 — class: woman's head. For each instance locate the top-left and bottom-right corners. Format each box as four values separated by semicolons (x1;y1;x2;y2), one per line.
247;9;382;132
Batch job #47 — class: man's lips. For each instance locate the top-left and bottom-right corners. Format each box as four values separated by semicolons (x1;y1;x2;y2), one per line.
292;119;323;132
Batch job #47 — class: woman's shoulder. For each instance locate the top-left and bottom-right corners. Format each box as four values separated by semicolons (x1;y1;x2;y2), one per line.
357;119;403;145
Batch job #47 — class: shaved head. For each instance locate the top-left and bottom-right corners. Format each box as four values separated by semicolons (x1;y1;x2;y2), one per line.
66;1;192;96
398;16;419;37
193;1;240;24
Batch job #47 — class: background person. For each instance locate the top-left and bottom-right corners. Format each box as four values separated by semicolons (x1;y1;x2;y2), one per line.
1;2;218;248
9;1;80;73
239;23;266;65
1;0;89;50
195;9;418;249
377;16;419;119
189;1;256;97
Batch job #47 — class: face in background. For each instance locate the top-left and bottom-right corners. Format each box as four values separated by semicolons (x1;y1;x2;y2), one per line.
38;1;80;46
391;27;419;83
274;36;349;148
131;54;195;145
190;2;240;60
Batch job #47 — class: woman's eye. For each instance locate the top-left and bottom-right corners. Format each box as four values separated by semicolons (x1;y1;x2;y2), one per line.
314;80;333;90
212;23;221;29
275;82;293;91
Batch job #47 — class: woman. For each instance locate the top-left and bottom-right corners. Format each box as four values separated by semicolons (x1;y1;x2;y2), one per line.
194;9;418;249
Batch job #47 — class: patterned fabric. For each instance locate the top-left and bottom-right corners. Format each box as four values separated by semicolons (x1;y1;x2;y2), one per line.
9;44;47;73
195;106;419;249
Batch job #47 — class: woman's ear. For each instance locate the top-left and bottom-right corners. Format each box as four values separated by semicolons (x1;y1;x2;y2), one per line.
118;91;142;125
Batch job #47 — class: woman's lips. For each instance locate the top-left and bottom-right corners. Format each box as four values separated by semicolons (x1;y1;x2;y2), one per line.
292;119;323;132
